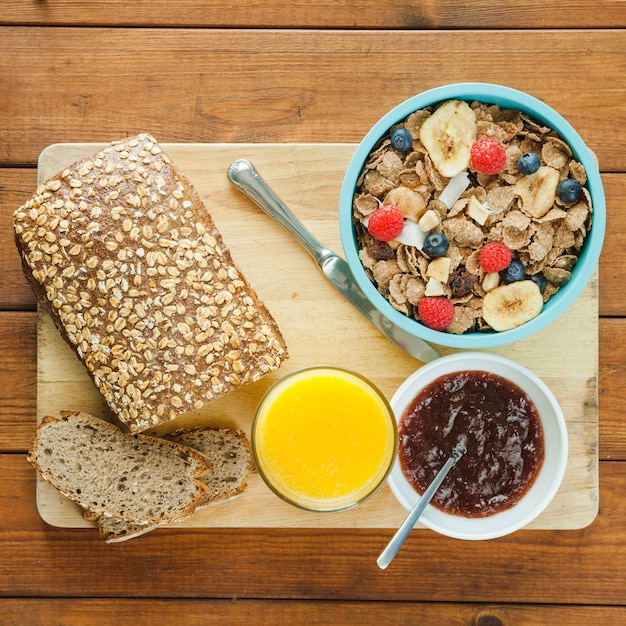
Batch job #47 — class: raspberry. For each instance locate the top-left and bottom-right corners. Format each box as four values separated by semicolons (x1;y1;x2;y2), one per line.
367;205;405;242
470;137;507;175
417;297;455;331
479;241;512;273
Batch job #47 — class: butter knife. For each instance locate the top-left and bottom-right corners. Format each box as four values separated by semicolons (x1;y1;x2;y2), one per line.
227;159;439;363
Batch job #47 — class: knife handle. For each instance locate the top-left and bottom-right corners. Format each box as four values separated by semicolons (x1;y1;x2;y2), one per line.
227;159;332;268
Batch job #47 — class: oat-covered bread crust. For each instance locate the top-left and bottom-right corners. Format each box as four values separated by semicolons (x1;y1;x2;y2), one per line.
28;411;211;525
14;134;288;432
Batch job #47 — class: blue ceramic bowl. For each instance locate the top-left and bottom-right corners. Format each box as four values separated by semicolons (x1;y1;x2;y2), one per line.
339;83;606;349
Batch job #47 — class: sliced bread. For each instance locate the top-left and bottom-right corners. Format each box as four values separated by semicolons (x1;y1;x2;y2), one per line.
28;411;211;525
166;427;255;506
94;427;255;542
93;517;161;543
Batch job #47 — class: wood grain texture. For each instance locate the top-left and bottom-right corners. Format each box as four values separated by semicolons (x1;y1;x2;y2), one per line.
599;318;626;460
0;168;38;310
0;312;37;450
1;598;626;626
2;0;626;29
0;454;624;604
598;173;626;316
0;28;624;169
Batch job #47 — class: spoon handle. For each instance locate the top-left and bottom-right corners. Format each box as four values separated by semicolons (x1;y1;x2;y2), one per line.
377;455;457;570
227;158;333;267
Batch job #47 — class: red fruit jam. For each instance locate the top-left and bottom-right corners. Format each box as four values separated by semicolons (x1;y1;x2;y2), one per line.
398;370;545;517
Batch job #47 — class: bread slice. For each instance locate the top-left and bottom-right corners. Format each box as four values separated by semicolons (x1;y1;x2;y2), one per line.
14;133;289;433
28;411;211;525
94;427;255;542
95;519;158;543
166;427;254;505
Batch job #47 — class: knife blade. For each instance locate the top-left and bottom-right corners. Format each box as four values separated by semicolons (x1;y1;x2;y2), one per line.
227;159;439;364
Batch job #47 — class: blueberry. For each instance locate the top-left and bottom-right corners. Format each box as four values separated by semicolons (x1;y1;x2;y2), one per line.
390;127;413;153
502;259;526;282
528;273;547;292
517;152;541;175
422;232;450;258
557;178;582;203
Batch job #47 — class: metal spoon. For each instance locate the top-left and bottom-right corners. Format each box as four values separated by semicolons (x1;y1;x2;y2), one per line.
377;443;466;570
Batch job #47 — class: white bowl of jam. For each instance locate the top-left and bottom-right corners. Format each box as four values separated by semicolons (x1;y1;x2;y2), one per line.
387;352;568;540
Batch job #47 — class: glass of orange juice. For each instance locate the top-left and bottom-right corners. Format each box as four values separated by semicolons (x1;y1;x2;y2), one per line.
252;366;397;512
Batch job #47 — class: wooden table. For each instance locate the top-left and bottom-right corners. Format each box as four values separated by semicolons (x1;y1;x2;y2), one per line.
1;3;625;623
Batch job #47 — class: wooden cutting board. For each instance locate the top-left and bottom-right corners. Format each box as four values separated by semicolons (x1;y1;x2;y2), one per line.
35;142;599;530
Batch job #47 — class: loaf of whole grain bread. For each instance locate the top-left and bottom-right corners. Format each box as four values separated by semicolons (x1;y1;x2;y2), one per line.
28;411;211;525
14;134;289;432
93;426;255;542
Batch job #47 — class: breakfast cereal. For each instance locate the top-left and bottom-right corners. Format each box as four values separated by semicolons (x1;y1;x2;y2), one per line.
352;99;593;334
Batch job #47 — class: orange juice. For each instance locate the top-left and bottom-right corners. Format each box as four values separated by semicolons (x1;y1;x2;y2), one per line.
252;366;397;511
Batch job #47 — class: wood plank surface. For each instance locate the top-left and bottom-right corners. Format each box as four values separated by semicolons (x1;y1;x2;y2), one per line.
598;318;626;460
33;142;598;532
0;312;37;450
2;0;626;29
0;453;625;604
1;28;624;170
2;3;625;621
0;168;38;310
599;173;626;317
1;598;626;626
